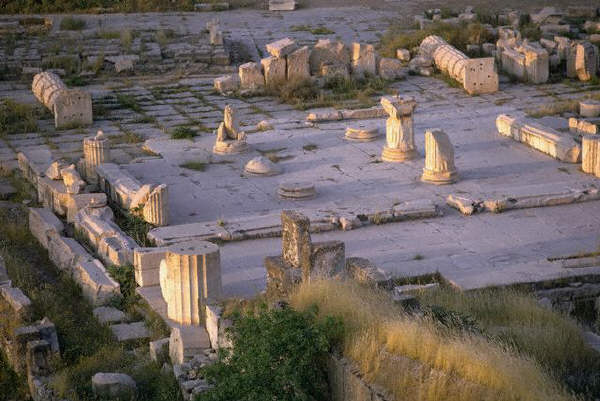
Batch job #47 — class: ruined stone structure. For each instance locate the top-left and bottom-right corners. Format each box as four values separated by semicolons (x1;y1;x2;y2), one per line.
32;71;92;129
83;130;111;185
497;40;550;84
265;211;345;298
96;163;169;226
575;42;599;81
159;241;222;326
420;35;499;95
496;114;581;163
421;129;458;184
206;19;223;46
351;42;377;77
213;104;248;154
582;136;600;177
381;96;418;162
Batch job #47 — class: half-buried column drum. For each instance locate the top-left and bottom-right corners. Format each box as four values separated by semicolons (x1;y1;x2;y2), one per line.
83;130;111;184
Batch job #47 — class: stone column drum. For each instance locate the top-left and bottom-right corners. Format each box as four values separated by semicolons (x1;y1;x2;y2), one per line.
159;241;222;326
582;136;600;177
143;184;168;227
381;96;418;162
421;129;458;184
83;130;111;184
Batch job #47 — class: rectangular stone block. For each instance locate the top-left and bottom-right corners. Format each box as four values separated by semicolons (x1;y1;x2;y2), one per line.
65;193;108;223
266;38;297;58
520;44;549;84
28;207;64;249
281;210;311;269
287;46;310;82
169;325;210;365
345;257;388;285
576;42;599;81
261;56;286;87
269;0;295;11
53;90;93;129
205;303;222;350
1;286;32;320
149;338;170;364
134;247;167;287
378;57;404;80
72;258;120;306
47;231;93;273
213;74;239;94
239;62;264;91
463;57;499;94
351;42;377;77
307;241;345;281
264;256;302;299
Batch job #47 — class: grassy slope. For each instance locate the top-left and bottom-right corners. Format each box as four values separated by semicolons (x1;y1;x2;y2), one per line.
0;205;180;401
290;279;593;401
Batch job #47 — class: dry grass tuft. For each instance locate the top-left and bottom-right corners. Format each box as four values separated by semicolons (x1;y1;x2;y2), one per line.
290;280;578;401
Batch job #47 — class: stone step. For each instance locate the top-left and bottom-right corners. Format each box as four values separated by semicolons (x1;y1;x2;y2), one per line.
110;321;150;343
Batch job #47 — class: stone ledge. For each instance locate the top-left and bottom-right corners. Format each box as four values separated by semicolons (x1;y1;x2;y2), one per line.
149;199;440;246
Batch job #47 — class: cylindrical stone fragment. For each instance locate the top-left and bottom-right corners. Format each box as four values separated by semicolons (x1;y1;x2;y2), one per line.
83;130;111;184
582;136;600;176
161;241;222;326
143;184;169;226
421;128;458;184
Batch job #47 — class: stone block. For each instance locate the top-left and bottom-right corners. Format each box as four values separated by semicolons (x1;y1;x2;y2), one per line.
1;286;32;319
281;210;311;269
463;58;499;94
213;74;239;94
261;56;286;87
378;58;405;80
575;42;599;81
264;256;302;298
569;118;598;135
580;100;600;118
92;373;136;399
266;37;297;58
307;241;345;281
149;338;170;365
238;62;264;91
351;42;377;77
97;234;136;266
169;325;210;365
396;48;410;62
110;321;149;343
519;43;549;84
28;208;64;249
93;306;126;325
73;258;121;306
134;247;167;287
496;114;581;163
582;136;600;176
287;46;311;82
320;63;349;79
47;231;91;273
345;257;388;285
65;193;107;223
269;0;295;11
26;340;51;377
53;90;93;129
205;303;222;350
309;39;350;75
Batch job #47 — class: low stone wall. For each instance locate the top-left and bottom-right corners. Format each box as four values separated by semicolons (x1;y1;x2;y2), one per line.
29;208;121;306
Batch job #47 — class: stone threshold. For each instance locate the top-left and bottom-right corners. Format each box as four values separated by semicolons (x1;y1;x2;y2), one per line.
447;183;600;215
148;198;440;246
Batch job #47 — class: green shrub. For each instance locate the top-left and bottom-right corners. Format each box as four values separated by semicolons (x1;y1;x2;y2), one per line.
106;265;137;309
198;306;339;401
171;126;197;139
116;94;142;112
41;55;81;76
60;16;86;31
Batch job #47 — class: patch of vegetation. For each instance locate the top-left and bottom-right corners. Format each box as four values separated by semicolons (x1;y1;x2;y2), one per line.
116;94;142;113
520;23;542;42
0;0;201;13
290;25;335;35
59;16;86;31
121;29;134;51
155;29;175;48
0;345;28;400
97;30;120;39
198;306;338;401
132;115;157;124
180;161;207;171
526;99;579;118
291;279;587;401
379;21;495;58
257;147;289;163
105;264;137;309
0;99;42;137
113;206;153;247
171;126;197;140
64;75;89;87
41;55;81;76
110;130;144;144
303;143;318;152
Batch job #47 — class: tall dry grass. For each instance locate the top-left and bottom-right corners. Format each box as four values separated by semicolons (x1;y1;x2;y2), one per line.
290;280;578;401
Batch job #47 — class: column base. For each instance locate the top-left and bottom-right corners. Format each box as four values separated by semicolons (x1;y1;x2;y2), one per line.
213;140;249;155
421;168;458;185
381;146;418;162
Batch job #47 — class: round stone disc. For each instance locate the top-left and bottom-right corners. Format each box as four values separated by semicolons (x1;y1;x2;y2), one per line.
244;156;281;176
278;181;316;199
345;126;380;142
